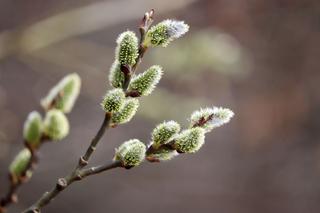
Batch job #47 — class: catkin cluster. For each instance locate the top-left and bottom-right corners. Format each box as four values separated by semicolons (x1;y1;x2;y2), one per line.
3;11;235;213
9;74;81;183
103;17;234;168
146;107;234;162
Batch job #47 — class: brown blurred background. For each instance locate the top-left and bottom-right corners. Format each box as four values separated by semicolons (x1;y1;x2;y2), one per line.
1;0;320;212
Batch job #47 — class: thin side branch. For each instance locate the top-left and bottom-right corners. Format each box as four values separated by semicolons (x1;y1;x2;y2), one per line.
0;139;45;213
78;112;112;169
79;161;123;178
22;161;122;213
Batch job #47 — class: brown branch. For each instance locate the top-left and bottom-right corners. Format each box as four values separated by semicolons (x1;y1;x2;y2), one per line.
77;112;112;169
0;138;46;213
22;161;122;213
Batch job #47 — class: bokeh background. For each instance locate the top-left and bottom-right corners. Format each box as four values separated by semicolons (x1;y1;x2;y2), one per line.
1;0;320;212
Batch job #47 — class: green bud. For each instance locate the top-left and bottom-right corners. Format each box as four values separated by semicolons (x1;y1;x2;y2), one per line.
128;65;163;96
151;120;180;149
9;148;31;179
173;127;205;153
143;19;189;47
115;31;139;66
112;98;139;125
23;111;43;148
190;107;234;132
146;146;178;162
101;89;125;113
43;109;70;141
41;73;81;113
109;60;125;88
114;139;146;167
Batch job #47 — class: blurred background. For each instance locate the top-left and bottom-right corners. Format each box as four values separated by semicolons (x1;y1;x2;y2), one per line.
1;0;320;212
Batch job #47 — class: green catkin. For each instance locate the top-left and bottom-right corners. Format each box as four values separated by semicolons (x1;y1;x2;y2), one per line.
23;111;43;148
109;60;125;88
173;127;205;153
9;148;32;180
43;109;70;141
151;120;180;148
101;89;125;113
143;20;189;47
128;65;163;96
190;107;234;132
115;31;139;66
41;73;81;113
114;139;146;167
146;146;178;162
112;98;139;125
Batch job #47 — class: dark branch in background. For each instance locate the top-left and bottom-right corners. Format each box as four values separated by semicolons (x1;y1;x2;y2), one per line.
0;136;48;213
1;73;81;212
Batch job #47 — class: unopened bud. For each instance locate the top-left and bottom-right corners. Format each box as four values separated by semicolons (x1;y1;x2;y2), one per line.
9;148;31;181
23;111;43;148
43;109;69;141
41;73;81;113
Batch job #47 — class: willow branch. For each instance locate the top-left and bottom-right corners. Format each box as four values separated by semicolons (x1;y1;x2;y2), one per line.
78;161;122;178
77;112;112;169
23;161;122;213
22;10;155;213
0;140;43;213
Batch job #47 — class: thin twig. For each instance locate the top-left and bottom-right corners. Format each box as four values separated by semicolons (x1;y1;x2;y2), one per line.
77;112;112;169
0;139;45;213
22;161;122;213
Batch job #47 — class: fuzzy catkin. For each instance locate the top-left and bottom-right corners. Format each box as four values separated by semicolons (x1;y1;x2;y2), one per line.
128;65;163;96
9;148;32;179
43;109;70;141
151;120;180;148
112;98;139;125
114;139;146;167
23;111;43;148
41;73;81;113
101;89;125;113
190;107;234;132
144;20;189;47
173;127;205;153
115;31;139;66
